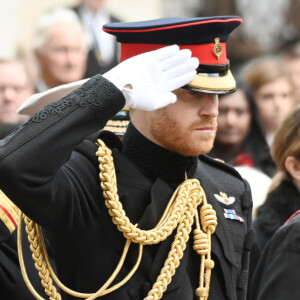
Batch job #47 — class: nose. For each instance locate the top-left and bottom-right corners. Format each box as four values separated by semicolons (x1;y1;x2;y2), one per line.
225;110;239;125
2;86;16;102
198;93;218;118
272;95;282;109
65;49;75;65
66;48;83;65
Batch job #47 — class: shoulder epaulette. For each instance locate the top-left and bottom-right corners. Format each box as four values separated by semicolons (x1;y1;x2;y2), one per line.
199;154;243;180
0;190;19;233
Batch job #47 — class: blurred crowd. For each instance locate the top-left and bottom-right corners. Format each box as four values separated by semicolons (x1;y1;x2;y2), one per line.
1;1;300;299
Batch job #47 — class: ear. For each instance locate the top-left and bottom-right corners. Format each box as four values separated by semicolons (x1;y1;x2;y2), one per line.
285;156;300;181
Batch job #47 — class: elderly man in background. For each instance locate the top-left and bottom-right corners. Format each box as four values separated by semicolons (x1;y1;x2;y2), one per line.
32;8;88;93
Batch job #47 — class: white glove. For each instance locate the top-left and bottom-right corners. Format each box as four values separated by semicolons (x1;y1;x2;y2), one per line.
103;45;199;111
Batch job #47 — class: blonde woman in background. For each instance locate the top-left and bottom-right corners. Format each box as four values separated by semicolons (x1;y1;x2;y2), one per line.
248;107;300;299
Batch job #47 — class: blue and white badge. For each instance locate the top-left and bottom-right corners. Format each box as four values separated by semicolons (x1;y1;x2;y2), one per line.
224;209;244;223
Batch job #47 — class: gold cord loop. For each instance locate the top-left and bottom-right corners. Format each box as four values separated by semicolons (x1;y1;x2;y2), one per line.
18;139;217;300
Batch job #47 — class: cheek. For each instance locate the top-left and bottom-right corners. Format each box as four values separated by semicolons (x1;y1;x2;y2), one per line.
256;99;269;112
71;53;84;65
240;117;251;137
48;54;66;67
241;112;251;127
216;115;228;128
164;104;188;127
256;103;272;120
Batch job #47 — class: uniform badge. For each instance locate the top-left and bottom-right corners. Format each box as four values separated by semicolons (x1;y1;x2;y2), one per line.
214;192;235;205
224;209;244;223
213;37;222;59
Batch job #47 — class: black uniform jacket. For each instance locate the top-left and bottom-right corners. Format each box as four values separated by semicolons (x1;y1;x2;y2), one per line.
249;211;300;300
0;75;253;300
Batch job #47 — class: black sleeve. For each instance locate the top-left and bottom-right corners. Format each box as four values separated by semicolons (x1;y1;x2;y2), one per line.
251;249;300;300
249;220;300;300
0;75;125;227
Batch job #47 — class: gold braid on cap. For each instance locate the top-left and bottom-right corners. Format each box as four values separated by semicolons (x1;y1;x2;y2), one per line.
18;139;217;300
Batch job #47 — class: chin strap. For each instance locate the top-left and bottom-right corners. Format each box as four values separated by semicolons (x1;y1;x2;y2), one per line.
18;139;217;300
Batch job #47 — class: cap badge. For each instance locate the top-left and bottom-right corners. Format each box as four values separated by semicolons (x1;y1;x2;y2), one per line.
213;37;222;59
214;192;235;205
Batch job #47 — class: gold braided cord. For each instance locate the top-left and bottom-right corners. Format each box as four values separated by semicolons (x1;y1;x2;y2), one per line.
96;139;217;300
97;142;191;245
18;139;217;300
38;228;144;299
17;213;61;300
18;212;144;299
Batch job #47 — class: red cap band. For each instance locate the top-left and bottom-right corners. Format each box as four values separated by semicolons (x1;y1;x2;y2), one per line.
120;42;227;65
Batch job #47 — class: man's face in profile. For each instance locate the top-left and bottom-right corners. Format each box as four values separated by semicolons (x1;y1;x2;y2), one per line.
145;88;218;156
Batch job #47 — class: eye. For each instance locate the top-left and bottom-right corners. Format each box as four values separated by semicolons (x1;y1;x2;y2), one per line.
218;108;228;115
188;90;198;96
236;109;246;116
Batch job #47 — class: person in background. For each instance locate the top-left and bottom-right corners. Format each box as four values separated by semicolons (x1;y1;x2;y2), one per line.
32;8;88;93
72;0;120;77
242;58;296;147
0;58;34;138
0;16;254;300
208;81;276;177
249;107;300;300
281;41;300;104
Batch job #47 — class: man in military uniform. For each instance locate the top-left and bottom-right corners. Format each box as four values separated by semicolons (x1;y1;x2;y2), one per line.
0;17;253;300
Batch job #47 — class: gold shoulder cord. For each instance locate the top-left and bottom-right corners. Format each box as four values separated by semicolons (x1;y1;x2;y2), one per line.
18;139;217;300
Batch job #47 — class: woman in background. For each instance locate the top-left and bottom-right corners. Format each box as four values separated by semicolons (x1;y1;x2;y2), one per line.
248;107;300;299
209;81;276;177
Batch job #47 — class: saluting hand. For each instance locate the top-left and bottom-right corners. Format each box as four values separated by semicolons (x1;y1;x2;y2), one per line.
103;45;199;111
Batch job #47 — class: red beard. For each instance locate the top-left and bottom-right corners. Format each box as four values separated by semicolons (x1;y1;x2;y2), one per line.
149;110;217;156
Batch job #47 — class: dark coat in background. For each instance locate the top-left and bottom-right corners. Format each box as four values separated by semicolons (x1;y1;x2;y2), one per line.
0;75;253;300
249;211;300;300
209;136;275;178
72;5;120;77
247;179;300;298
